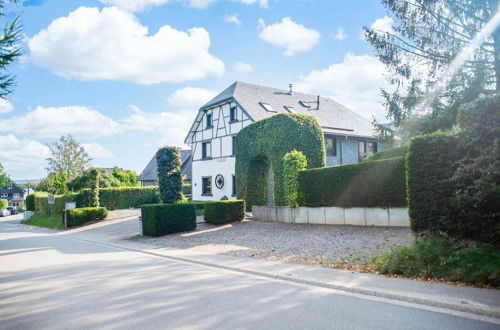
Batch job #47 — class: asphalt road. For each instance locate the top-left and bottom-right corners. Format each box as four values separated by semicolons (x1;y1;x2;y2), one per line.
0;221;498;330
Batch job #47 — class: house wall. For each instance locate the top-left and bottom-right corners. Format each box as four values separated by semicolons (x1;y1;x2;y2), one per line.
325;136;381;166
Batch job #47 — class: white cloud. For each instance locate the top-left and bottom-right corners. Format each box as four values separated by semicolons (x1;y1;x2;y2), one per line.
0;105;122;139
0;99;13;114
82;143;113;158
296;52;390;120
224;14;241;26
233;61;253;73
28;6;225;84
187;0;218;8
0;135;50;176
333;27;346;40
167;87;217;109
370;15;394;34
240;0;268;8
258;17;320;56
99;0;169;12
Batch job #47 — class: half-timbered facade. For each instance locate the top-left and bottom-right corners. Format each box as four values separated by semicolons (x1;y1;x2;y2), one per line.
185;81;380;201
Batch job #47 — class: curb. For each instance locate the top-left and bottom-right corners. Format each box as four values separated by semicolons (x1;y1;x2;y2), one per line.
58;232;500;320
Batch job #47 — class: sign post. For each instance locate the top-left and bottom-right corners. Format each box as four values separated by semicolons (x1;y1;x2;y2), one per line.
63;202;76;228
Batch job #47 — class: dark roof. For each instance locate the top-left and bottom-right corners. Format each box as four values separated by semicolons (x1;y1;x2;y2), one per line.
186;81;376;143
138;150;192;182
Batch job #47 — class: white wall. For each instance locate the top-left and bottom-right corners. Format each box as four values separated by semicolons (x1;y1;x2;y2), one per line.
192;156;236;201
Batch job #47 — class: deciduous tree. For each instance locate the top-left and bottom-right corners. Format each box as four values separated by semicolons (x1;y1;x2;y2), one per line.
46;135;91;180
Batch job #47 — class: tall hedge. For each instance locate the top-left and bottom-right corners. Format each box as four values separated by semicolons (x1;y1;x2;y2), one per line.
25;194;35;211
364;146;408;162
75;187;159;210
156;146;182;204
34;192;76;216
406;132;463;235
89;168;100;207
298;157;407;208
283;150;308;207
235;114;325;208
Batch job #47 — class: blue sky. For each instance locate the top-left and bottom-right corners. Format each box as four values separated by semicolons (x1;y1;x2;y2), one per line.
1;0;394;180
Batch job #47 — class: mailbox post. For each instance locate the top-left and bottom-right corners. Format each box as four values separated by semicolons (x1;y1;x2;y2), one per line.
64;202;76;228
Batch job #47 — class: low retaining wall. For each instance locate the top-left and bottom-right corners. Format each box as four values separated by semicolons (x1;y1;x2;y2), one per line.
252;206;410;227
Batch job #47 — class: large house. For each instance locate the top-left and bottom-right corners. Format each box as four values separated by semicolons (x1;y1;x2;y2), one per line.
0;179;31;209
138;150;192;186
184;81;381;201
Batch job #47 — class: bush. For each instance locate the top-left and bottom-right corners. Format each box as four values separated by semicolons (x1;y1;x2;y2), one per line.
235;114;325;208
182;184;192;195
373;236;500;287
25;194;35;211
0;198;7;209
89;168;100;207
156;146;182;204
204;200;245;224
141;203;196;236
298;157;407;207
66;207;108;227
34;192;76;217
364;146;408;162
283;150;308;207
75;186;159;210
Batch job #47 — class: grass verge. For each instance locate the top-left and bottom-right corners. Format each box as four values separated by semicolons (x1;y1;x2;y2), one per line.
371;235;500;287
22;213;64;229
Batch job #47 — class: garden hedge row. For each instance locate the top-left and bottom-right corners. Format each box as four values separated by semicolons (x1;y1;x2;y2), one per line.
34;192;76;216
364;146;408;162
25;194;35;211
298;157;407;207
66;207;108;227
141;203;196;236
75;187;159;210
204;200;245;224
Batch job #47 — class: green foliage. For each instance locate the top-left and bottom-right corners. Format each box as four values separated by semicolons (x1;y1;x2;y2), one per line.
235;114;325;208
364;146;408;162
0;198;7;209
89;168;99;207
66;207;108;227
68;168;120;191
373;236;500;287
0;163;9;188
22;213;63;229
34;192;76;217
156;146;182;204
141;203;196;236
182;183;192;195
25;194;35;211
298;157;407;207
112;167;139;186
37;171;69;195
204;200;245;225
0;1;23;98
75;186;159;210
283;150;308;207
46;135;91;180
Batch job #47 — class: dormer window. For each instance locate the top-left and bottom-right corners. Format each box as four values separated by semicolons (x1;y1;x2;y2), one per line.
260;102;275;112
299;101;311;108
230;106;238;121
284;106;296;113
206;113;213;128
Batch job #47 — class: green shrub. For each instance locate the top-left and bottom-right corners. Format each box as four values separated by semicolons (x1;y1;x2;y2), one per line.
298;157;407;207
283;150;308;207
66;207;108;227
156;146;182;204
141;203;196;236
182;184;192;195
204;200;245;225
25;194;35;211
364;146;408;162
373;236;500;287
235;114;325;208
89;168;100;207
75;186;159;210
406;132;464;236
34;192;76;217
0;198;7;209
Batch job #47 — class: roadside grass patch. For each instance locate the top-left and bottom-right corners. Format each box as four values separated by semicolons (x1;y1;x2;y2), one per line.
22;213;64;229
372;235;500;287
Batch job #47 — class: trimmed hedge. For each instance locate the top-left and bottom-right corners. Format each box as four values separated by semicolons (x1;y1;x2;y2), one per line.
75;187;159;210
34;192;76;216
141;203;196;236
235;114;325;208
66;207;108;227
364;146;408;162
204;200;245;224
25;194;35;211
298;157;407;207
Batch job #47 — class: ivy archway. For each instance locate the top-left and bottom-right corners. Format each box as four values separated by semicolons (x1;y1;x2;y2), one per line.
235;114;325;208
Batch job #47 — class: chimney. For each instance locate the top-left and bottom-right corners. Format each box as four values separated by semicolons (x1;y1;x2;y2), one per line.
288;83;293;95
316;95;320;109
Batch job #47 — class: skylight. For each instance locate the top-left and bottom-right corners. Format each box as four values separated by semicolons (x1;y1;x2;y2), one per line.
260;102;275;112
299;101;311;108
284;106;296;113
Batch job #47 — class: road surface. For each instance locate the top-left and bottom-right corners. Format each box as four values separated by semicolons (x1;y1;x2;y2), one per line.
0;220;498;330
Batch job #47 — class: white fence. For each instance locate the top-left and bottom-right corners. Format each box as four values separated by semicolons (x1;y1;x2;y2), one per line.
252;206;410;227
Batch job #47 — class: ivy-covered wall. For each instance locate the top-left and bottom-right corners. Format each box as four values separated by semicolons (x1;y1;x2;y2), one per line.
235;114;325;208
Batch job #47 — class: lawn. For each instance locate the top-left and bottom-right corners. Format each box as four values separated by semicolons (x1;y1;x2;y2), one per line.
22;213;64;229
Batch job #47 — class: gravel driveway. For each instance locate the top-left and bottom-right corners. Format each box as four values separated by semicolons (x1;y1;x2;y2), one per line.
130;219;414;266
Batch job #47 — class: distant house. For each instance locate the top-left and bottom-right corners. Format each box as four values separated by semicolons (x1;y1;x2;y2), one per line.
0;179;30;208
138;150;192;186
184;81;381;201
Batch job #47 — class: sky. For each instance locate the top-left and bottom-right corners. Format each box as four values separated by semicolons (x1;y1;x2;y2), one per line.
0;0;395;180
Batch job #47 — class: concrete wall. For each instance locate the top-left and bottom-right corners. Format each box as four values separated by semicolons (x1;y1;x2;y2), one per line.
252;206;409;227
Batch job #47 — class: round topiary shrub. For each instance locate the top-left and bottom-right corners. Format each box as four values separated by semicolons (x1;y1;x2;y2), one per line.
235;113;325;208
